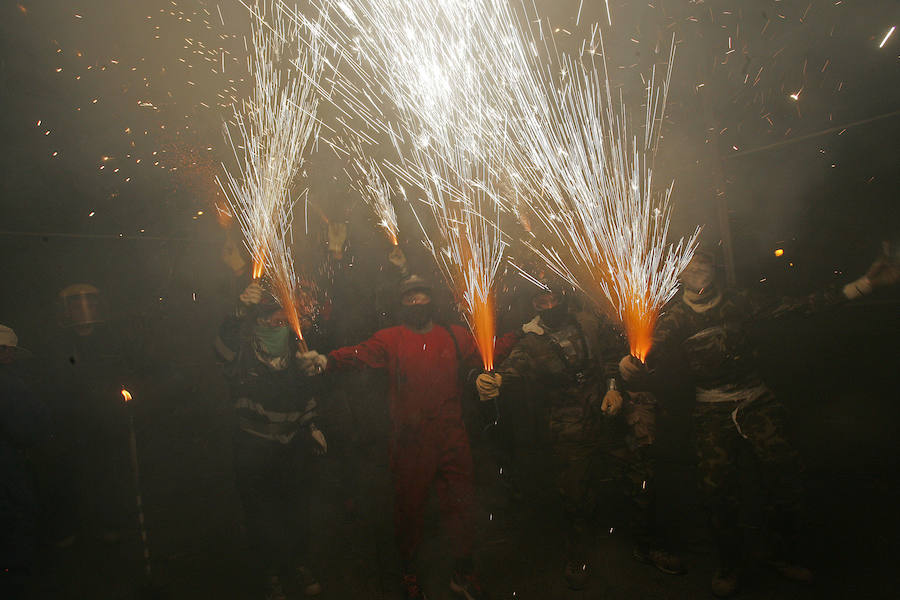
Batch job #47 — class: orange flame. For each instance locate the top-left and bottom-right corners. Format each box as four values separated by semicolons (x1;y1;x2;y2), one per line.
269;277;308;352
121;388;133;403
386;229;399;246
622;293;657;364
472;291;497;372
251;253;265;280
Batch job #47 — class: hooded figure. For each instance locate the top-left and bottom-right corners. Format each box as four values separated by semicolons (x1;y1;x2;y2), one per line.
216;281;326;599
475;276;683;590
620;245;900;598
0;325;49;597
297;270;517;600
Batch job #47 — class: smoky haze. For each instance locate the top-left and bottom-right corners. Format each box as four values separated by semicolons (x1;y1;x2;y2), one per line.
0;1;897;598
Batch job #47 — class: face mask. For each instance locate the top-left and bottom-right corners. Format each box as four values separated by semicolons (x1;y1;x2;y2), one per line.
539;303;569;329
680;259;715;295
399;304;433;329
254;323;290;357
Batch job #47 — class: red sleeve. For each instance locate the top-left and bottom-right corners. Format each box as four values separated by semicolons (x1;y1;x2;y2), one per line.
327;328;393;372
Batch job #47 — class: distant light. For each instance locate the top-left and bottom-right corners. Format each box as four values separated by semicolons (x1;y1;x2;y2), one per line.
879;26;895;48
88;211;95;217
196;210;204;215
774;248;784;257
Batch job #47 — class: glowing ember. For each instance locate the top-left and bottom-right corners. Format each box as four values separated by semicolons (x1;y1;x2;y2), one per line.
121;389;133;403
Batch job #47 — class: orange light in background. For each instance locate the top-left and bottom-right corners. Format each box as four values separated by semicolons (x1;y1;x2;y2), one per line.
774;248;784;257
121;389;133;403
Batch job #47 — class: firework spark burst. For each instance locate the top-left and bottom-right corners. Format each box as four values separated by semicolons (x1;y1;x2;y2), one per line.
303;0;525;370
216;0;324;342
343;139;399;245
512;31;699;362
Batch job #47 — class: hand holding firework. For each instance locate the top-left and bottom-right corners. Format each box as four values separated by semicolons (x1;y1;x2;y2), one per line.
476;372;502;402
600;390;624;416
240;282;264;306
618;354;649;383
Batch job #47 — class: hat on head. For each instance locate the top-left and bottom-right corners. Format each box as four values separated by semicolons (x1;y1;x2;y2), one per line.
399;274;432;298
0;324;33;359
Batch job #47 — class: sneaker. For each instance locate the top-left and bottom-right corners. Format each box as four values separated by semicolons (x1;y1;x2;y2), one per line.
633;547;686;575
450;570;487;600
295;566;322;596
711;568;739;598
264;575;288;600
764;559;814;583
402;574;428;600
564;560;590;590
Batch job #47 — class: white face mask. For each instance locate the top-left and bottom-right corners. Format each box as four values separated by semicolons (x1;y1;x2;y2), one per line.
680;259;715;295
680;257;722;312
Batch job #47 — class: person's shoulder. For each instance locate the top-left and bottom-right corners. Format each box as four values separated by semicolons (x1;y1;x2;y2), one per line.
372;325;405;342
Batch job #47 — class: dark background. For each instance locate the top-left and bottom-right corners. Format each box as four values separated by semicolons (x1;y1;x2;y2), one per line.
1;1;898;598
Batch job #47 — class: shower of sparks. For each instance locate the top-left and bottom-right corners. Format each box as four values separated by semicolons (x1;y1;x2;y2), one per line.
216;0;324;342
300;0;526;370
344;139;399;245
512;31;698;362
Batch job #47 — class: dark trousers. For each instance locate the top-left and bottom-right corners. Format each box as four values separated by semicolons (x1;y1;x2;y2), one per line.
550;398;658;558
694;393;804;566
233;430;314;575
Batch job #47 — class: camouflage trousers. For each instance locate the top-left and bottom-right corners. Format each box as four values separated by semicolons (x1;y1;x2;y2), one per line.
693;391;804;565
550;393;658;557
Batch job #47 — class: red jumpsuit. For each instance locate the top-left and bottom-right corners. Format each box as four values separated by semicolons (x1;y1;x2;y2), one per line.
327;323;514;561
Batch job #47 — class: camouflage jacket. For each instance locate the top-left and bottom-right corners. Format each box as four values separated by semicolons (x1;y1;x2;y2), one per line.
650;286;846;397
495;309;626;411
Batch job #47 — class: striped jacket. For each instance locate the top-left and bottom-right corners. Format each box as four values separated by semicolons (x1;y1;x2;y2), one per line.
216;312;317;444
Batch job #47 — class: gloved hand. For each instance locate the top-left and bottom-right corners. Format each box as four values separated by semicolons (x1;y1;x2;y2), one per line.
328;222;348;260
239;282;264;306
297;350;327;376
310;424;327;456
476;372;502;402
845;242;900;299
865;242;900;288
600;390;624;416
388;246;409;276
619;355;648;383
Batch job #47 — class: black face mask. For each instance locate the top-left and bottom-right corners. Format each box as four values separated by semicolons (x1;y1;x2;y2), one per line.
399;304;434;329
539;303;569;329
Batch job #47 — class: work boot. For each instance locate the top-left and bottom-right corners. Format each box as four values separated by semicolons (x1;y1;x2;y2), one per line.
564;560;590;590
402;573;427;600
711;568;739;598
450;570;488;600
264;575;287;600
294;566;322;596
764;559;814;583
633;547;686;575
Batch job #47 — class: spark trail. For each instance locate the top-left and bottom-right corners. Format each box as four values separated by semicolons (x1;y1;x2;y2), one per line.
217;0;324;342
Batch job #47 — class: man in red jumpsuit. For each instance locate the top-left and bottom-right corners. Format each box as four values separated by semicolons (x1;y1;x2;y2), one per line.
299;274;514;600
